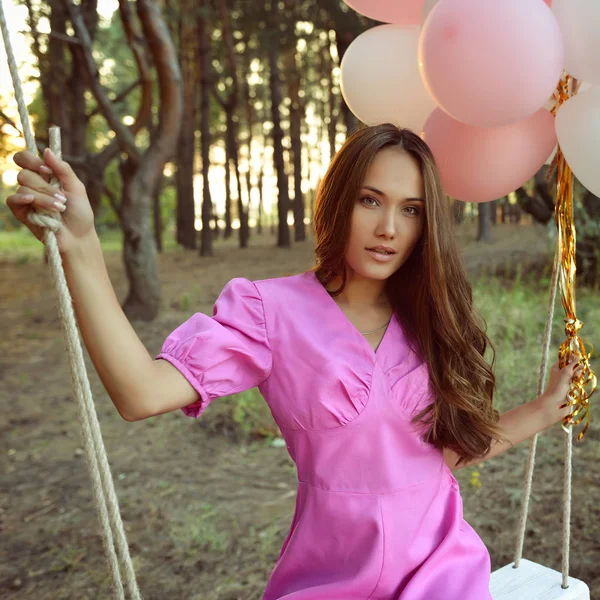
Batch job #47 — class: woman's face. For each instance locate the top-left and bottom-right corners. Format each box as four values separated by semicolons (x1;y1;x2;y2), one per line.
345;147;425;281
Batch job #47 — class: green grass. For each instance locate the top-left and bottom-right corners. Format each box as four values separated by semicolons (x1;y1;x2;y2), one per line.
0;226;181;257
170;502;233;556
473;270;599;415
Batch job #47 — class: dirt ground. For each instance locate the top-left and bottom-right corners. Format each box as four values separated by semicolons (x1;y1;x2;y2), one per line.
1;220;598;599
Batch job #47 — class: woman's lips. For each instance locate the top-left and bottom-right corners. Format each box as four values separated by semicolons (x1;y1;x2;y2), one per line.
366;248;396;262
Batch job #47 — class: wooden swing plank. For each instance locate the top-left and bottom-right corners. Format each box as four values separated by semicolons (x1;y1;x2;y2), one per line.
490;559;590;600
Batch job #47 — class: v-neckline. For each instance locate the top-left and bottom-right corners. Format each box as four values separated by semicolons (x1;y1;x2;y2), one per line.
310;271;395;359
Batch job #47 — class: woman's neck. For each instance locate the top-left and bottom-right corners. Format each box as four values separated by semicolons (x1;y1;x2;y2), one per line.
325;273;390;311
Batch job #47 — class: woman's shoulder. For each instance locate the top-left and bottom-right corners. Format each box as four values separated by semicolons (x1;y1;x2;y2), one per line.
213;271;315;321
219;271;309;295
250;270;315;300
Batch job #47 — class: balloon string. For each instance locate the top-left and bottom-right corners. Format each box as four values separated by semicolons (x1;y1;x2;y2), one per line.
550;73;596;441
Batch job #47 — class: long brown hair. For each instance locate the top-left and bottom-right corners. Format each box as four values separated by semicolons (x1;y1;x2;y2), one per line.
311;123;506;467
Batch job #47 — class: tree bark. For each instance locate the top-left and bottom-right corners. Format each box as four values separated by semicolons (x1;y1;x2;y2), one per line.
326;42;338;158
198;1;215;256
121;0;183;319
29;0;97;204
153;174;164;253
120;158;160;319
477;201;491;242
489;199;498;225
226;112;249;247
287;47;306;242
334;30;358;135
453;199;465;224
257;167;264;235
212;0;248;247
175;0;198;249
65;0;182;320
242;52;255;235
223;142;233;238
268;43;290;247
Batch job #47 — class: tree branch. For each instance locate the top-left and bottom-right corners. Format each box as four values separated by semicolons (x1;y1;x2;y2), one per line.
0;110;22;136
61;0;140;161
23;0;45;66
135;0;183;189
47;30;82;45
217;0;239;102
104;182;122;221
86;79;142;120
117;0;154;136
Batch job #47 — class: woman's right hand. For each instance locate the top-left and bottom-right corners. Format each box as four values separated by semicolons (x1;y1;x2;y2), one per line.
5;148;96;255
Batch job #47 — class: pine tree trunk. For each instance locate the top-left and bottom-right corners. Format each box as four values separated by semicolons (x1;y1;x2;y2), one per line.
223;141;233;239
257;168;264;235
225;110;249;248
242;60;254;236
175;0;197;249
268;43;290;248
334;30;358;136
288;49;305;242
153;171;165;253
453;199;465;224
197;1;214;256
477;202;491;242
120;160;161;320
69;0;98;205
60;0;182;320
325;47;338;158
489;199;498;225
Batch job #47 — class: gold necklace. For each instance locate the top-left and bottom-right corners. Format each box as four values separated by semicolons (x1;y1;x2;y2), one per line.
325;287;392;336
360;318;391;336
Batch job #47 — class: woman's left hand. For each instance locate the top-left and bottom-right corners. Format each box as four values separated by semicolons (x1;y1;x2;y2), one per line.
539;357;584;424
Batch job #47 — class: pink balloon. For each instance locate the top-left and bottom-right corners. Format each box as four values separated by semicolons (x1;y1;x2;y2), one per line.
419;0;564;127
344;0;425;25
422;108;557;203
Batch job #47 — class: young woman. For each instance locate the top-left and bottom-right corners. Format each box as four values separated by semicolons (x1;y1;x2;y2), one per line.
7;124;579;599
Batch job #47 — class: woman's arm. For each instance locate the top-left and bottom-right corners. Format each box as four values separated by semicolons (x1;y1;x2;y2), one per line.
444;358;581;471
444;395;553;471
7;149;200;421
63;233;198;421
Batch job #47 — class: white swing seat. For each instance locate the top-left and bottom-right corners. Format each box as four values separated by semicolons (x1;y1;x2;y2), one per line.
490;559;590;599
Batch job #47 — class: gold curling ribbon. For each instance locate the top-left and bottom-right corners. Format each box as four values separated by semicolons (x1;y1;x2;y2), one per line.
549;74;597;441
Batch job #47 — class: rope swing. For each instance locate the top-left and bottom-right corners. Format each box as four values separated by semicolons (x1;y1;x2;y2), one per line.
0;1;141;598
489;74;594;600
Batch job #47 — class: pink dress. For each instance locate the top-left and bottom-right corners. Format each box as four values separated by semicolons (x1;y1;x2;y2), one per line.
156;271;492;599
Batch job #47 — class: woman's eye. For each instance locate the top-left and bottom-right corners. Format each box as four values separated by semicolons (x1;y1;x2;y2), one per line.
360;196;421;215
360;196;378;207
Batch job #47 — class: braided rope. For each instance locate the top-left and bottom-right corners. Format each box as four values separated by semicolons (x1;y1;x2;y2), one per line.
512;237;574;588
0;2;141;598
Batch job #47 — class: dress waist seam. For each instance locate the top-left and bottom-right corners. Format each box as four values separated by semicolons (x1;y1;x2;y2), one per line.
297;472;449;496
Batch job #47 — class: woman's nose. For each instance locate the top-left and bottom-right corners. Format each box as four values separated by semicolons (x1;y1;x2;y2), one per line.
377;212;397;238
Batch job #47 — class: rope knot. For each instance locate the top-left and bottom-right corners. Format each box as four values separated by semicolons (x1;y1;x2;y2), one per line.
28;210;62;233
564;317;584;337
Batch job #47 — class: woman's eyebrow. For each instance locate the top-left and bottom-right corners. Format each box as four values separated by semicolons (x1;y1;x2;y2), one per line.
362;185;424;203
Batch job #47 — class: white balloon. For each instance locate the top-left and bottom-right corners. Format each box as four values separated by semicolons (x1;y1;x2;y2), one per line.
544;81;591;163
555;86;600;195
421;0;439;25
340;24;437;133
552;0;600;85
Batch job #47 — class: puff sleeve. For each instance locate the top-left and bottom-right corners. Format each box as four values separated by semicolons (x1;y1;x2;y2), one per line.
155;277;272;418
